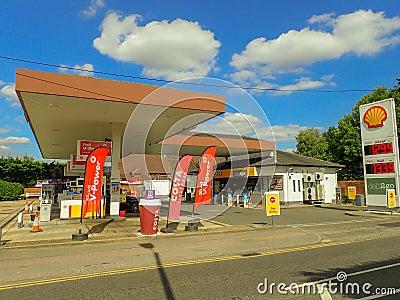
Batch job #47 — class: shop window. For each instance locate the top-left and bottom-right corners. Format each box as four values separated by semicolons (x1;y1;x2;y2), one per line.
293;180;296;192
298;180;301;192
270;176;283;190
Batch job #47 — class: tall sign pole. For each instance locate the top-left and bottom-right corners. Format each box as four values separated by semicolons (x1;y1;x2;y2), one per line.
359;98;399;209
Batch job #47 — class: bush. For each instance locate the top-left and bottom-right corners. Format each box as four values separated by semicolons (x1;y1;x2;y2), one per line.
341;194;355;205
0;179;24;201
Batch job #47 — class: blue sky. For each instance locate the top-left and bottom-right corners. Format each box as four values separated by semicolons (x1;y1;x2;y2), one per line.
1;0;400;158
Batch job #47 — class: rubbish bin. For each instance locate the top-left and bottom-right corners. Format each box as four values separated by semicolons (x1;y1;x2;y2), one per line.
139;199;161;236
356;194;364;206
40;203;51;221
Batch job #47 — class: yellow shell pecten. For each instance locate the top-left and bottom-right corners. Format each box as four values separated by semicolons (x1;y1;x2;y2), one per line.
363;106;387;128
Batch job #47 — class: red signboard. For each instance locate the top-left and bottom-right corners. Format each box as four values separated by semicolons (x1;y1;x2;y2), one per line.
70;154;86;170
127;177;143;185
77;140;112;161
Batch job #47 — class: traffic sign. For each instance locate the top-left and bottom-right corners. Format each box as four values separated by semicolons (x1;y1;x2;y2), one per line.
387;189;397;208
266;192;280;216
348;186;356;200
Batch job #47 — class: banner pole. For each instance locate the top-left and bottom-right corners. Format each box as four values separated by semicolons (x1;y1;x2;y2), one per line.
73;146;110;241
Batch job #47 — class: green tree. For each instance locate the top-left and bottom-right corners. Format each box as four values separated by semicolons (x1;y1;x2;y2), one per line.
0;179;24;200
295;128;329;160
324;115;363;180
295;85;400;180
0;156;66;187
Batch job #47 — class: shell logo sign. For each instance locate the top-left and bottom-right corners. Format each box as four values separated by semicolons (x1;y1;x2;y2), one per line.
363;106;388;129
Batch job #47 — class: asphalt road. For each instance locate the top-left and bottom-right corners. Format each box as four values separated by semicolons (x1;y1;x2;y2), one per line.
1;210;399;300
211;205;361;226
0;235;399;299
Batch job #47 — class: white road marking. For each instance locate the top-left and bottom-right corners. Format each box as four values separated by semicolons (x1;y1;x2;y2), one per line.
290;218;386;227
317;284;333;300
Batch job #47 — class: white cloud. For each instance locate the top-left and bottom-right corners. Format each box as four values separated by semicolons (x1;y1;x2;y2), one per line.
81;0;105;18
230;9;400;92
308;12;336;25
0;136;31;145
273;76;332;95
269;124;316;142
14;115;26;124
194;112;263;136
0;145;12;156
0;83;20;107
58;63;94;76
193;112;313;142
0;145;31;157
0;126;14;134
93;12;221;80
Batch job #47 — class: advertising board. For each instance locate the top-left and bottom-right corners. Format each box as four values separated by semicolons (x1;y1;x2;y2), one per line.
359;98;399;207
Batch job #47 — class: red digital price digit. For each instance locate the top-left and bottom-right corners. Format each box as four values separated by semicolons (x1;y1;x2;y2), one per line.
372;144;379;155
387;143;393;154
373;163;381;174
389;162;395;173
371;142;394;155
381;143;387;154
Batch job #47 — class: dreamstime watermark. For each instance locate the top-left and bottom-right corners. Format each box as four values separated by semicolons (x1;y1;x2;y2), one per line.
257;271;397;297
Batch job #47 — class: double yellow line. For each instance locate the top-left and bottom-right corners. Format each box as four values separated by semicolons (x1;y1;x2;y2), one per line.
0;238;373;291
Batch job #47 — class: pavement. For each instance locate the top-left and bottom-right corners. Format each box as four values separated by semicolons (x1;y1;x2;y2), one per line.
0;198;398;249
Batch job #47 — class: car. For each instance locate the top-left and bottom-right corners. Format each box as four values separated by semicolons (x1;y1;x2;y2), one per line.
121;195;139;213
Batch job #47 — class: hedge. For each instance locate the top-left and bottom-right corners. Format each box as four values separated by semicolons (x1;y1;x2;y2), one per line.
0;179;24;201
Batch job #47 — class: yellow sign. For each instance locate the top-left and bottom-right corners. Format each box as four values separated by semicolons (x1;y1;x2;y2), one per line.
120;194;126;203
266;192;280;216
348;186;356;200
387;189;396;208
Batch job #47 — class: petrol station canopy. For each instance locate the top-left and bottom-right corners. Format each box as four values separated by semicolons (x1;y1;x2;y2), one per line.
15;69;275;159
15;69;227;159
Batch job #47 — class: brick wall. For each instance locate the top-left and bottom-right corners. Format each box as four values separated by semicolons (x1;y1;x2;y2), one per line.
338;180;365;196
24;187;42;198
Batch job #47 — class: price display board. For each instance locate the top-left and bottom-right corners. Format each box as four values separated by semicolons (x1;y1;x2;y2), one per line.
360;99;399;208
363;142;393;156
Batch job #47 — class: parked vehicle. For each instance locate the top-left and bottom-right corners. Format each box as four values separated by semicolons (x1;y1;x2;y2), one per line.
120;195;139;213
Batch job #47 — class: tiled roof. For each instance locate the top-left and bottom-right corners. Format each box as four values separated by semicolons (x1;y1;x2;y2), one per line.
275;150;344;168
217;150;344;169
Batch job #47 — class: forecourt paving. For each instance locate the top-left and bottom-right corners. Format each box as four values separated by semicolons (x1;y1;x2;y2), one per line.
0;199;398;249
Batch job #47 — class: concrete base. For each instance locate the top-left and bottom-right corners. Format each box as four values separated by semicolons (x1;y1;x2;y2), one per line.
185;221;200;232
161;222;179;233
72;232;88;241
160;227;174;233
185;225;198;232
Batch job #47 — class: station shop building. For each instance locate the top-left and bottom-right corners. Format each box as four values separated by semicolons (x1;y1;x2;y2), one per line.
213;149;343;206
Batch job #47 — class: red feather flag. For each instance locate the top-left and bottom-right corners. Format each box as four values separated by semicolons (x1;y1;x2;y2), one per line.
194;146;216;212
81;146;110;218
168;155;193;222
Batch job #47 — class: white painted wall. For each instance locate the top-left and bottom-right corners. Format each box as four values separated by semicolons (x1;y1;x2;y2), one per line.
286;172;304;204
323;173;337;203
273;167;339;205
